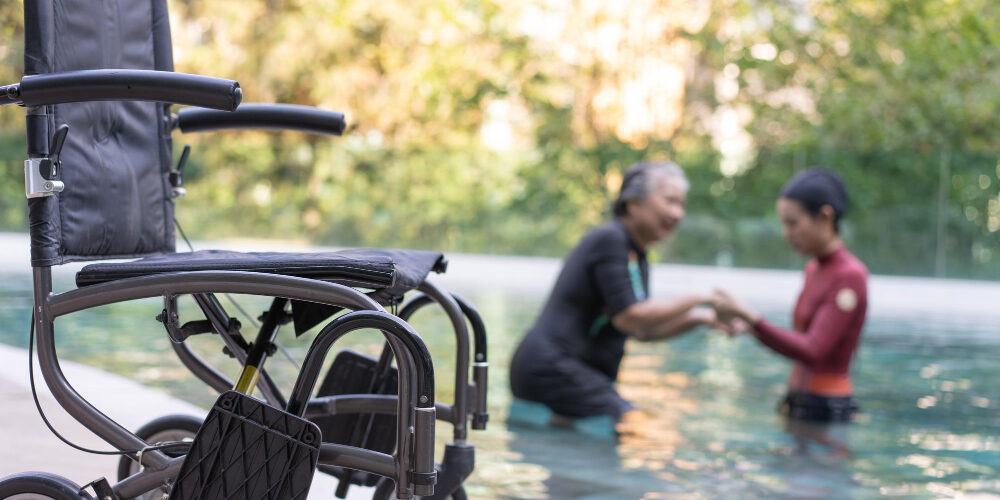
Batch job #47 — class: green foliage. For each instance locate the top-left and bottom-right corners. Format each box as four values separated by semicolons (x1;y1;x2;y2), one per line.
0;2;25;229
670;0;1000;277
0;0;997;278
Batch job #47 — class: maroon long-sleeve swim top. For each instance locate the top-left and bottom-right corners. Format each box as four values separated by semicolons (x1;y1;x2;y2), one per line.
752;245;869;397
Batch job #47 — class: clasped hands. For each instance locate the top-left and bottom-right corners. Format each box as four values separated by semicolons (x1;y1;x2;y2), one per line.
691;289;758;337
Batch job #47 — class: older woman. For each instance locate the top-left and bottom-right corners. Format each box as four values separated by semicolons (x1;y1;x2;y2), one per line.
713;168;868;422
509;161;728;424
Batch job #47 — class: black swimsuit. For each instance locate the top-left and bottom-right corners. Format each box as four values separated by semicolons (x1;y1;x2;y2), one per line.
779;392;858;422
509;220;648;419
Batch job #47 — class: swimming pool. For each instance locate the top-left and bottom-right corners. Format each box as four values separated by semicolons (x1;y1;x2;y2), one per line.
0;261;997;499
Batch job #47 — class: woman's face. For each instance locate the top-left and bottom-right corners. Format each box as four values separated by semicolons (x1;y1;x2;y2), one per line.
628;176;687;244
776;197;834;256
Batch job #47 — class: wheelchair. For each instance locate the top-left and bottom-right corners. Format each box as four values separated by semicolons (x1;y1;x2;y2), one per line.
0;1;488;499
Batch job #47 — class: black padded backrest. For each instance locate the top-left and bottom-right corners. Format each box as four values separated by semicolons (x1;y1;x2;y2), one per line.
24;0;176;266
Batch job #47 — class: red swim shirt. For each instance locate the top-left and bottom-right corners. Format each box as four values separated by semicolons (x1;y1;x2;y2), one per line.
753;245;868;396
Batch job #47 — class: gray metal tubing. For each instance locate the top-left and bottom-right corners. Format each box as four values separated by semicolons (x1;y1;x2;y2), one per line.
451;293;487;364
304;394;399;418
385;332;417;496
32;266;171;470
319;443;395;479
451;293;490;430
170;340;233;393
49;271;382;317
287;310;435;498
398;281;469;441
287;311;434;415
112;457;184;499
400;291;490;431
303;395;455;422
470;360;489;430
35;270;383;471
411;407;437;497
435;401;455;422
400;291;487;362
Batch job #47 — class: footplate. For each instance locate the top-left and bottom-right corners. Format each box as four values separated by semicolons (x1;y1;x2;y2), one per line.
168;391;321;500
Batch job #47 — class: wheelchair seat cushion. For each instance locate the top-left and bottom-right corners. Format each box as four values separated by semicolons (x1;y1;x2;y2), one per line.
77;248;447;335
75;248;446;295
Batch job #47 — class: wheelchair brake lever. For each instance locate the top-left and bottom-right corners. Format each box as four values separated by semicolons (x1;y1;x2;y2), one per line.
48;124;69;176
169;144;191;198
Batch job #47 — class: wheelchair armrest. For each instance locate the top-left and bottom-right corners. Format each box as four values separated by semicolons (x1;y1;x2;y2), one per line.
5;69;241;111
175;103;346;135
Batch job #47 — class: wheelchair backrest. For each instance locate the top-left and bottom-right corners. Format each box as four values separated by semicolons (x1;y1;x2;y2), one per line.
24;0;177;266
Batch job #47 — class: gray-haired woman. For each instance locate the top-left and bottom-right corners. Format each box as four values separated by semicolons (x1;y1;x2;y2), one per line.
509;161;730;431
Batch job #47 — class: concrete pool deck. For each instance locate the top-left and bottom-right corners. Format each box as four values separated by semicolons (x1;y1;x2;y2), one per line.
0;342;203;485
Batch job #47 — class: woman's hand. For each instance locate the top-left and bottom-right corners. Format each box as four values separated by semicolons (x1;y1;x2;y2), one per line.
711;288;760;325
688;308;740;337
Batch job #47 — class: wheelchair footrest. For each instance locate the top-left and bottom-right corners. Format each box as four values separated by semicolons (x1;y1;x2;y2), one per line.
313;349;399;491
169;391;321;500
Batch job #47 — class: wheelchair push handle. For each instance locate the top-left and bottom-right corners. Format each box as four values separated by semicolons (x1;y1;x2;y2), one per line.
176;103;346;135
0;83;20;104
3;69;241;111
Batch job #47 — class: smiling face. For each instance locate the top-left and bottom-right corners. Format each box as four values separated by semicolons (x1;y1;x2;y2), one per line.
776;197;836;256
625;175;687;246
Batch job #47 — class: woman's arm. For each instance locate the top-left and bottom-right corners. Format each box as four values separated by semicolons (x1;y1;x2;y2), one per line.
611;294;712;336
630;307;732;341
714;277;864;366
751;305;853;365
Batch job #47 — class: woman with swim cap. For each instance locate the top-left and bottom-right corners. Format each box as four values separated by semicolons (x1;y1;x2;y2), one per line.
714;168;868;422
509;161;731;428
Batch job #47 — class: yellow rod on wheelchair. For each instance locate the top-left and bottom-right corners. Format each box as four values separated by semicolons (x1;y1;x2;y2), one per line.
234;365;260;394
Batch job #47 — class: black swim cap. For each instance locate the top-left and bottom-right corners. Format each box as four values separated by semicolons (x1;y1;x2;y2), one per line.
779;167;849;219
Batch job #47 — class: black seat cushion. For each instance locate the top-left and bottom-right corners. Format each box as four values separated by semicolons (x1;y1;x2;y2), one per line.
78;250;388;287
76;249;448;334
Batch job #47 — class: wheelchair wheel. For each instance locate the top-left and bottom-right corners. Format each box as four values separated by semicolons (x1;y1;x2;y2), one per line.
372;477;467;500
115;414;203;499
0;471;94;499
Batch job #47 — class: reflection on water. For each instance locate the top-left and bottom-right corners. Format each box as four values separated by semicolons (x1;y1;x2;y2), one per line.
783;419;850;458
1;271;999;498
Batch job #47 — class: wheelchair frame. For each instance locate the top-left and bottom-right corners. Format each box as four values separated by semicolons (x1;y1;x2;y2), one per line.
167;280;490;499
3;70;445;499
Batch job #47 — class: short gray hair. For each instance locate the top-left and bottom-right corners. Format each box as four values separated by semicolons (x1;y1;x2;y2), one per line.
612;161;689;217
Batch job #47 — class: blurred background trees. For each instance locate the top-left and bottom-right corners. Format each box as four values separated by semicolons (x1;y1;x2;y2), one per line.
1;0;998;278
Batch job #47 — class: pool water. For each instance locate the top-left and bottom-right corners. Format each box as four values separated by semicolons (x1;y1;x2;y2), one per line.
0;269;997;499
